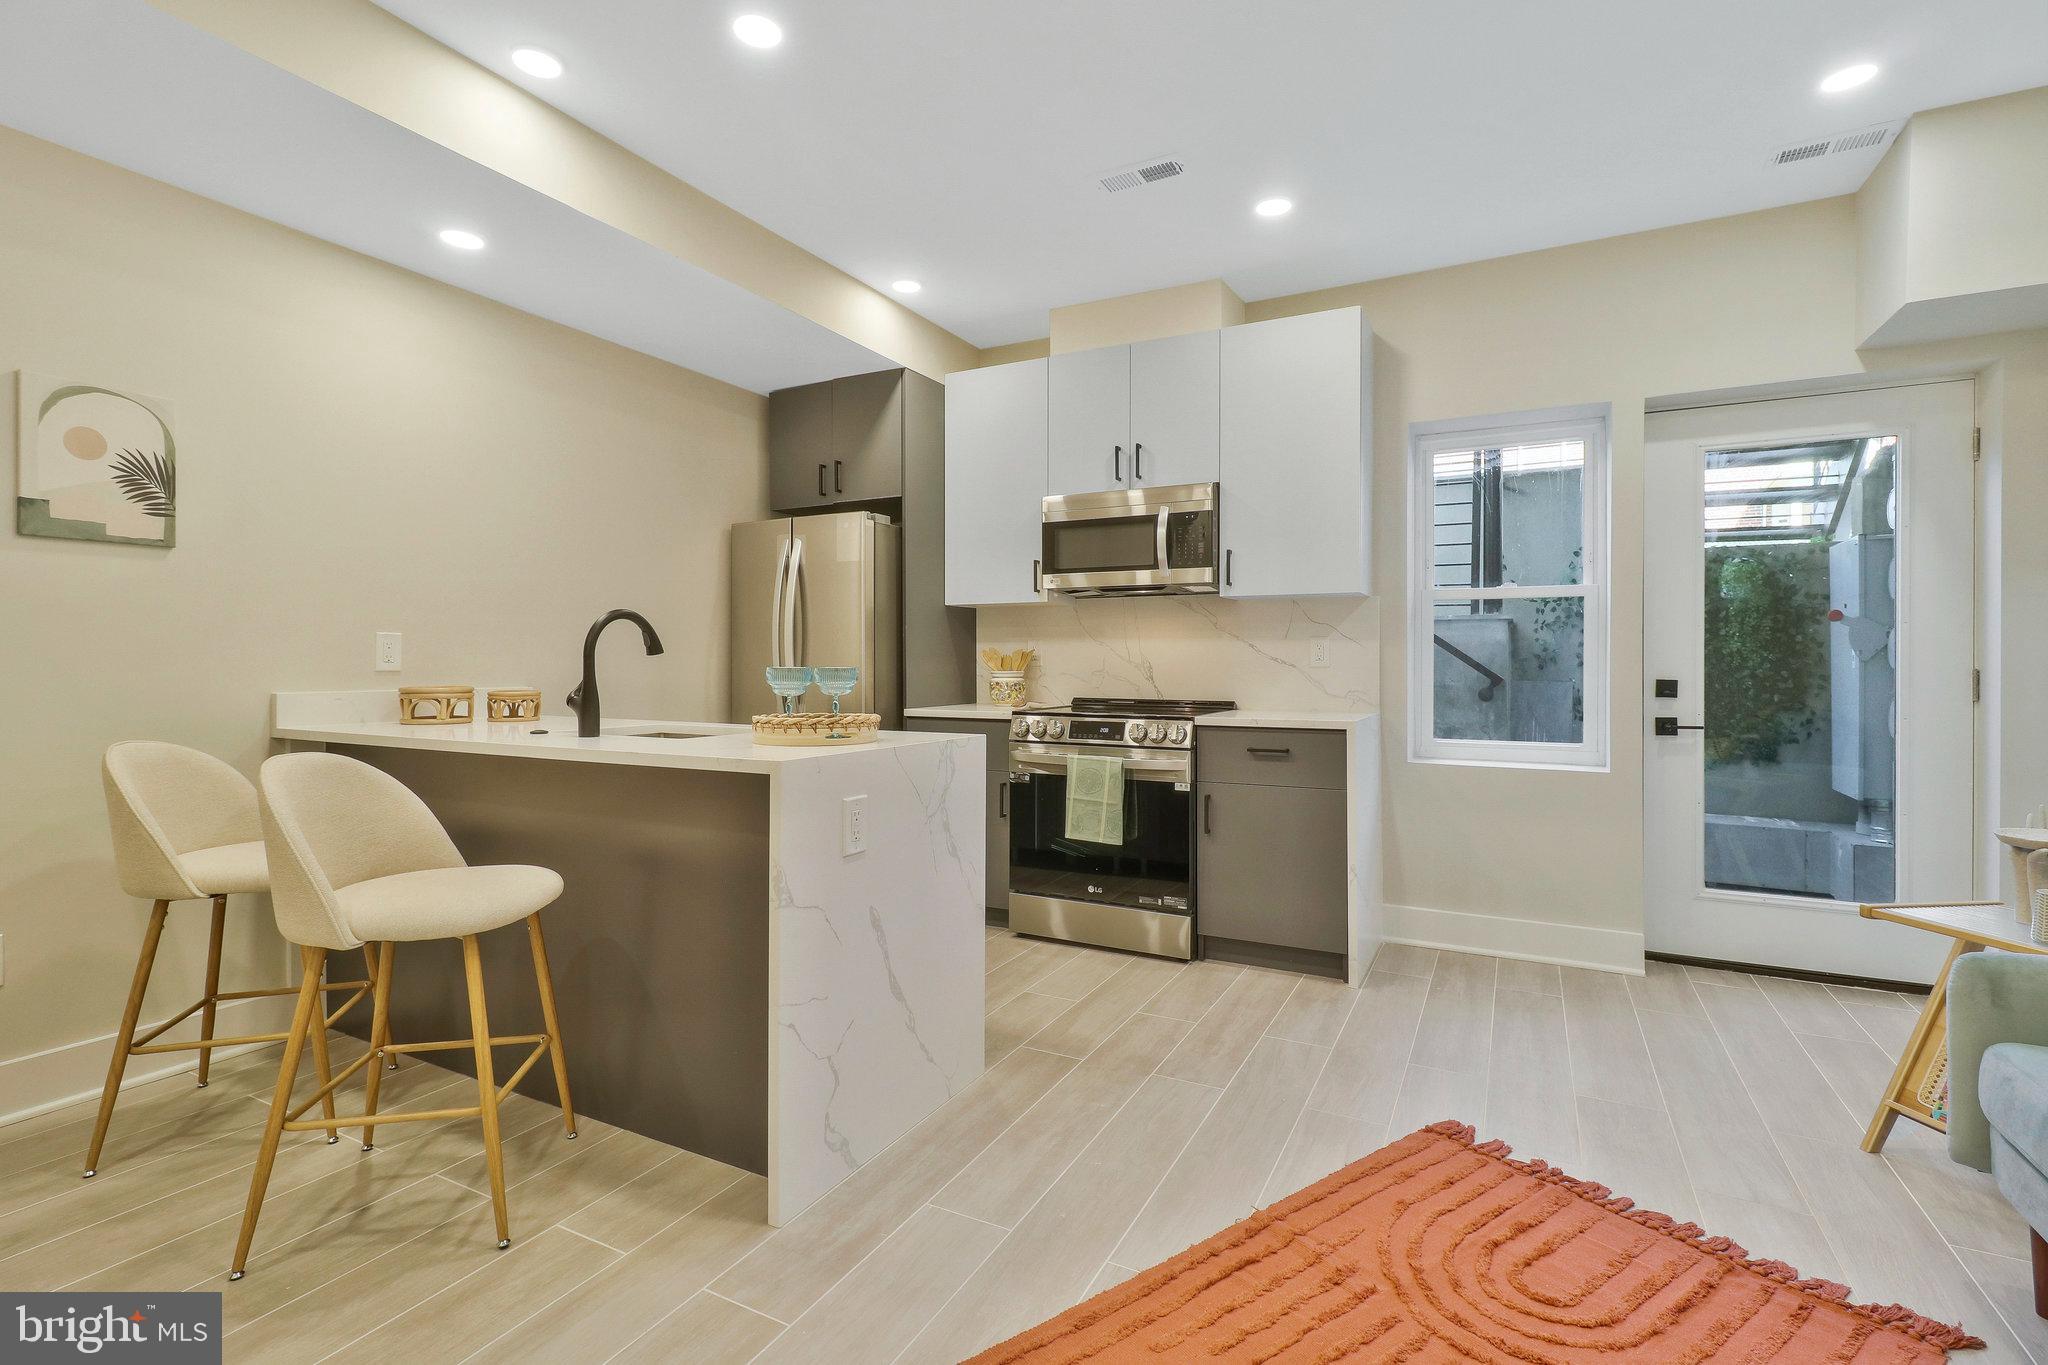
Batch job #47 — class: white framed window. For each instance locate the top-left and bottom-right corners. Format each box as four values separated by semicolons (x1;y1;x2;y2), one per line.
1409;405;1609;769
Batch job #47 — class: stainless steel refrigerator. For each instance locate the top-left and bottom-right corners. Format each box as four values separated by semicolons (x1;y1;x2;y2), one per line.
729;511;901;724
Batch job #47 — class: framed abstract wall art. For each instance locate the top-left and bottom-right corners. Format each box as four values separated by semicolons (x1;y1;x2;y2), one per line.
14;372;176;547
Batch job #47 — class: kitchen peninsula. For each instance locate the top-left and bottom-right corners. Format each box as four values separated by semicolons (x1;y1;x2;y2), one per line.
270;691;984;1225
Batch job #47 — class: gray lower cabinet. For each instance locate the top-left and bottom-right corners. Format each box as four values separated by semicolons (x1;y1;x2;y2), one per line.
904;716;1010;911
1196;761;1347;956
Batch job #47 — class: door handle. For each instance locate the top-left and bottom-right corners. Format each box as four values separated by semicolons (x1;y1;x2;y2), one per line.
1203;792;1213;835
1653;717;1704;736
817;464;827;498
1133;442;1144;480
769;542;791;667
833;459;843;494
1113;445;1123;483
1225;548;1234;588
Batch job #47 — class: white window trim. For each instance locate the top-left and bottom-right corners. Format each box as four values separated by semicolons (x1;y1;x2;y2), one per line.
1408;404;1611;770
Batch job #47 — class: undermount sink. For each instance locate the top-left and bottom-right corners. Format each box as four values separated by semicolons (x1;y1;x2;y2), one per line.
618;727;725;741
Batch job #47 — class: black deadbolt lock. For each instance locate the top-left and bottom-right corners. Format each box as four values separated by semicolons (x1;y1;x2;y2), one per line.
1654;678;1679;698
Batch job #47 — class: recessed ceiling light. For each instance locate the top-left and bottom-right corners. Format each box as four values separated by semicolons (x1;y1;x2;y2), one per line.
1819;63;1879;94
510;48;563;79
732;15;783;48
1253;197;1293;218
438;228;487;251
890;279;922;295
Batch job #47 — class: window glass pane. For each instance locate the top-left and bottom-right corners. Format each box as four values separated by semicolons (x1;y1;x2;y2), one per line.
1431;439;1584;589
1431;595;1585;744
1701;437;1896;902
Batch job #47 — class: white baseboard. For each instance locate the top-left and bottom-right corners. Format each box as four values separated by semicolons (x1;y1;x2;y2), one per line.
0;993;297;1131
1380;902;1645;975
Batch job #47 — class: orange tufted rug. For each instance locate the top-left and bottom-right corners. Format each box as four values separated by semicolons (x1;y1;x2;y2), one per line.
968;1122;1984;1363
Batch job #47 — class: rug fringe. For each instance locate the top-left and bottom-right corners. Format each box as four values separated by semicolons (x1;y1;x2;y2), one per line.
1418;1120;1987;1353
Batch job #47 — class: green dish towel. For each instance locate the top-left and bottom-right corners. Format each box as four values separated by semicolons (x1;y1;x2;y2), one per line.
1065;753;1126;845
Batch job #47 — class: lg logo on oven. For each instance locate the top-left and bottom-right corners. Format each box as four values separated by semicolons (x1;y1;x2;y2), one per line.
5;1294;219;1362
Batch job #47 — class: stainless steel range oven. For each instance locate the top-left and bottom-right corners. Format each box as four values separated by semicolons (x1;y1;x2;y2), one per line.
1007;697;1235;960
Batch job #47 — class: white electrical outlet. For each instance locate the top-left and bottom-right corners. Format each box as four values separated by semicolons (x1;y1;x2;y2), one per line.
841;795;869;856
374;632;402;672
1309;638;1331;668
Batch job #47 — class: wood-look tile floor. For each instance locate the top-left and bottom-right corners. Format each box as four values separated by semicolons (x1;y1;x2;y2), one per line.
4;938;2040;1362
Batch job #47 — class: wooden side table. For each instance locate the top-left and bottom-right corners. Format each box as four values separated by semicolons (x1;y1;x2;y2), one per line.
1857;899;2046;1152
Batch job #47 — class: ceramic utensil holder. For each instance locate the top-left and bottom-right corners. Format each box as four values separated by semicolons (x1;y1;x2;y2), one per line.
988;671;1027;705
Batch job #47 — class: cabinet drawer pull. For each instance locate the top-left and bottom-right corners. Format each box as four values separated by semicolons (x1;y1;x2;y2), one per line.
1225;549;1234;587
1203;792;1212;835
1134;441;1144;480
1032;558;1042;594
817;464;827;497
999;784;1008;819
1246;747;1292;758
1113;444;1123;482
833;459;843;494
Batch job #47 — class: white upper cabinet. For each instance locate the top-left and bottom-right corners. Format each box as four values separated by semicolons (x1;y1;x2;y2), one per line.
1220;307;1371;597
1130;330;1220;488
945;358;1047;606
1046;345;1131;495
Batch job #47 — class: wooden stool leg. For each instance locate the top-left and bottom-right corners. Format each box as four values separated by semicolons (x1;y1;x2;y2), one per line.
365;943;398;1068
526;915;576;1139
83;899;169;1177
230;946;324;1279
462;935;511;1249
304;964;340;1145
196;896;227;1086
361;943;394;1150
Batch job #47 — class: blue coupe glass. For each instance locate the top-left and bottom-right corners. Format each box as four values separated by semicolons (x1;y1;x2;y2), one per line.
764;666;814;715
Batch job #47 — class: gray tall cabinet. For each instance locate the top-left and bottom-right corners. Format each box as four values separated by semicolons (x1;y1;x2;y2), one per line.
767;367;972;708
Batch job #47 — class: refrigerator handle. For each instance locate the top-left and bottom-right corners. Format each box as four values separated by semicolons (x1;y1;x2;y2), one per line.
785;535;805;665
769;540;792;667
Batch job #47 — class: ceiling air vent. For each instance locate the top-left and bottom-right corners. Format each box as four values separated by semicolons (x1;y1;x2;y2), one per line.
1099;159;1185;193
1768;121;1900;166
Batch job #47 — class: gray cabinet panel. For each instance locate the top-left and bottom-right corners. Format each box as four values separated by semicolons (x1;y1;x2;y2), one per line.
904;716;1010;910
1130;330;1220;487
831;370;905;501
1196;727;1346;789
769;381;833;511
1197;781;1346;954
944;359;1047;606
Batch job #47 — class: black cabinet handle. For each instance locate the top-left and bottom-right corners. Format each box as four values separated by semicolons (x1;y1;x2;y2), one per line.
1032;558;1042;594
833;459;843;494
1113;445;1123;482
1225;548;1234;587
817;464;827;497
1134;442;1145;480
998;784;1008;819
1203;792;1213;835
1246;746;1292;757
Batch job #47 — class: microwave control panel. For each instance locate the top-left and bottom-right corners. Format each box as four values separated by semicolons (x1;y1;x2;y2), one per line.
1164;510;1214;569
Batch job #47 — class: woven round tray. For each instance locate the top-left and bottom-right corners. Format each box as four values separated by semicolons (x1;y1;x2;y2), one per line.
751;712;881;746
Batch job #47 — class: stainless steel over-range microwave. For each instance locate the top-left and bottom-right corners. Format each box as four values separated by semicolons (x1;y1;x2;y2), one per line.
1039;482;1218;597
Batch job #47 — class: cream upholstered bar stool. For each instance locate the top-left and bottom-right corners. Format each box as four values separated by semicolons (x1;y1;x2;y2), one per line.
231;751;575;1279
90;742;377;1178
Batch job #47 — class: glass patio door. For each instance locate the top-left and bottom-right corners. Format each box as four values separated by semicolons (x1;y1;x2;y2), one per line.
1642;383;1975;982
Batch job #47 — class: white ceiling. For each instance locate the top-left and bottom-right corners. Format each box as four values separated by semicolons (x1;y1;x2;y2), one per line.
376;0;2048;347
0;0;887;394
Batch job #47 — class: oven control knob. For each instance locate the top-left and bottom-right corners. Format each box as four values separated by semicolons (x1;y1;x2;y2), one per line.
1027;718;1047;740
1125;720;1146;743
1046;719;1065;739
1168;723;1187;744
1147;722;1167;743
1010;718;1028;739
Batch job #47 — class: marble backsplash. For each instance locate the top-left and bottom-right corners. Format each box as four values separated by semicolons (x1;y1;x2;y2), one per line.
976;595;1379;711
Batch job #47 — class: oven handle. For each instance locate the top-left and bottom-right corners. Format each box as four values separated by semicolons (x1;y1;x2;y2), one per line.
1009;752;1191;783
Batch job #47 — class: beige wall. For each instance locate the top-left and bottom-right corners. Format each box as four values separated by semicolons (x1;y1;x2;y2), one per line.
0;128;768;1109
149;0;979;383
977;200;2048;960
1048;280;1246;355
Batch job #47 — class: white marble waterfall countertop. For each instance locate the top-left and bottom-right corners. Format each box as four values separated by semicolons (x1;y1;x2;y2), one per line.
274;690;974;775
902;703;1014;721
903;702;1378;731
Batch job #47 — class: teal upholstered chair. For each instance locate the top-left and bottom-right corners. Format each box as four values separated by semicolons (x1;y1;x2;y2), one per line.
1949;950;2048;1316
